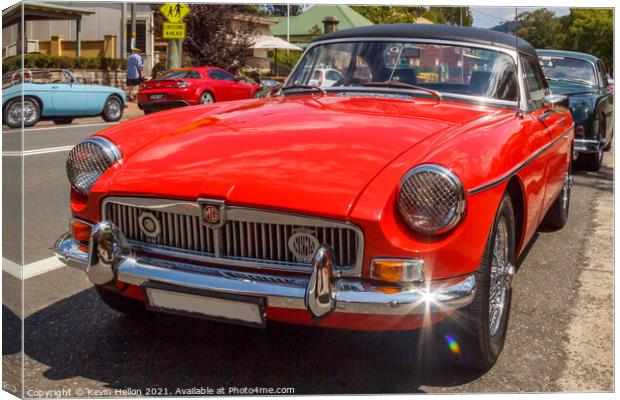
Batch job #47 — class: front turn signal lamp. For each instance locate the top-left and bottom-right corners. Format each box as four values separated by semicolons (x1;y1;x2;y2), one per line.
370;259;425;283
71;219;92;243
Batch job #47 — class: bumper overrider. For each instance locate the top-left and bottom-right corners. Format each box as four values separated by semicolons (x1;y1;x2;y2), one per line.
55;220;476;323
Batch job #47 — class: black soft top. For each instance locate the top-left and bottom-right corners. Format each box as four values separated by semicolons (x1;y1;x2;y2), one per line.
315;24;537;57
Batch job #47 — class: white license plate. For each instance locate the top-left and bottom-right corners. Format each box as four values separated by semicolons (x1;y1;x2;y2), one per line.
145;287;265;326
150;94;164;100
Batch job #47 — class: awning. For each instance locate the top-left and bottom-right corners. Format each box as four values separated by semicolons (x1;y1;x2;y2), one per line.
252;36;302;51
3;1;94;28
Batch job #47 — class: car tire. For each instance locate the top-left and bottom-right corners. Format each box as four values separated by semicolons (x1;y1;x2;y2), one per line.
95;285;148;316
199;92;215;104
541;159;572;231
4;97;40;128
438;192;516;371
603;117;613;151
102;96;124;122
53;118;74;125
578;146;603;172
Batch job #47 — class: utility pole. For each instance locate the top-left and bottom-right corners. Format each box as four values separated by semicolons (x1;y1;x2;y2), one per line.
286;4;290;55
130;3;136;50
460;8;463;26
121;2;127;58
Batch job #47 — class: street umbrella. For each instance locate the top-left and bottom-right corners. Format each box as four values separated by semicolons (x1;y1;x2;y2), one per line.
251;35;302;77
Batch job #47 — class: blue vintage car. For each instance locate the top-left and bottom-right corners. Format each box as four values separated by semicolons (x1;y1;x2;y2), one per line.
2;68;126;128
537;50;614;171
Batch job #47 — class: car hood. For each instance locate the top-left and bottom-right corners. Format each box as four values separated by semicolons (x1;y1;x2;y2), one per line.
99;95;502;218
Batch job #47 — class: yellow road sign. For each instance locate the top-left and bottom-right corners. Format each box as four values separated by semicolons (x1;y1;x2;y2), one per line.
162;22;186;39
160;3;190;23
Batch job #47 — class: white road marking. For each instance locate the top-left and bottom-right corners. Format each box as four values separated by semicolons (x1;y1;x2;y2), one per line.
2;145;74;157
2;121;117;134
2;256;68;280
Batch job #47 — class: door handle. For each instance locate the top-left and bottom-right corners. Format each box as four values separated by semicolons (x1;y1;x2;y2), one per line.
51;86;59;89
538;109;551;122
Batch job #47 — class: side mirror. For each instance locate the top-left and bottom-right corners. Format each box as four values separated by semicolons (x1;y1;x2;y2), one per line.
543;94;568;110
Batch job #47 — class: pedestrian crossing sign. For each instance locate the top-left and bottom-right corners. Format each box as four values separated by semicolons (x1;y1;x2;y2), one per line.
160;3;190;23
162;22;186;39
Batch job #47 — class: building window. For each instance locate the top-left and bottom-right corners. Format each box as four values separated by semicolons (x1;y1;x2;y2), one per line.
126;21;146;51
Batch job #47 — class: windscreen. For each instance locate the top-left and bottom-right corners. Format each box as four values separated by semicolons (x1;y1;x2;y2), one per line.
539;56;597;86
289;41;518;101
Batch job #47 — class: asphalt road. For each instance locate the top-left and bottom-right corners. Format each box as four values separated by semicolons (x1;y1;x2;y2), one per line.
1;122;614;395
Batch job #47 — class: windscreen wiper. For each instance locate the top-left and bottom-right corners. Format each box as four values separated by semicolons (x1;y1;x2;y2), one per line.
363;81;442;102
281;84;327;95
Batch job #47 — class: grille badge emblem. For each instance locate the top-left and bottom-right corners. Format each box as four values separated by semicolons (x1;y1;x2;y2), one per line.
288;229;320;263
199;199;226;228
138;211;161;238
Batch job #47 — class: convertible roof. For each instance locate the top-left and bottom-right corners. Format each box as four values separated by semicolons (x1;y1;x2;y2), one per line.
315;24;537;57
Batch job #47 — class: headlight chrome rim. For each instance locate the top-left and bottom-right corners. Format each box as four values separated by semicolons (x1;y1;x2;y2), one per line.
66;137;121;195
398;164;466;235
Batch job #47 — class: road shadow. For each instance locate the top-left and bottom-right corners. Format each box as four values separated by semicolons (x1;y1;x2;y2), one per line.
24;288;487;394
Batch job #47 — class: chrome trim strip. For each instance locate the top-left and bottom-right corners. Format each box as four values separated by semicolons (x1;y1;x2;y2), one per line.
468;126;574;195
53;232;477;316
101;196;365;278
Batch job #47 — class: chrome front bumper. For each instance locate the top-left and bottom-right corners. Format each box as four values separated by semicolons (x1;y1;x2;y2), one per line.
55;221;476;319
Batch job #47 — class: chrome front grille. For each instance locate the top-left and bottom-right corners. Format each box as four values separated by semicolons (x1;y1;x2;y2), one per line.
103;197;363;275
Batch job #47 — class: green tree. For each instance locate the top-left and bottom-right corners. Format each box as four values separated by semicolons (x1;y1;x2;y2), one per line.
557;9;613;68
514;8;560;49
351;6;425;24
423;7;473;26
261;5;305;17
308;24;322;37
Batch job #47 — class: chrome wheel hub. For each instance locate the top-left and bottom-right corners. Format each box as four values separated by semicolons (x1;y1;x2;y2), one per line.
107;100;121;119
562;173;572;212
489;216;514;337
200;93;213;104
8;100;37;125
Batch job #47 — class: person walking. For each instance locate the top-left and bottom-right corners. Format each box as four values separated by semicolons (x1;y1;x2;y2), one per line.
126;47;144;101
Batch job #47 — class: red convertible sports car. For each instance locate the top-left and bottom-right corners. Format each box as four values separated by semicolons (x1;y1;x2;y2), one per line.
56;25;574;370
137;66;260;114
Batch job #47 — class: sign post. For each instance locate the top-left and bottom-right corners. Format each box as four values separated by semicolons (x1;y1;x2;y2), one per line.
160;3;189;69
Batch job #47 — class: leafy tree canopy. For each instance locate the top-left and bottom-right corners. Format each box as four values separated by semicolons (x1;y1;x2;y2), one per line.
261;5;305;17
515;8;612;69
351;6;472;26
182;5;257;69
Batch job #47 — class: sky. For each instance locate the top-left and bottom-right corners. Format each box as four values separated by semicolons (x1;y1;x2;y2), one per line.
470;7;571;28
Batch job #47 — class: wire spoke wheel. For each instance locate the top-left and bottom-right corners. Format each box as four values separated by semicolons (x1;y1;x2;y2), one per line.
489;216;510;337
107;99;121;120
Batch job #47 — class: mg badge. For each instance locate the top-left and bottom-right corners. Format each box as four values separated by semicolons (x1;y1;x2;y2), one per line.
199;199;225;228
138;211;161;238
288;229;320;263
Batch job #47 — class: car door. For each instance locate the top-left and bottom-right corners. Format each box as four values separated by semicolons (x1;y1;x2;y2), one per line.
50;70;89;116
522;55;571;215
207;69;240;101
596;60;614;142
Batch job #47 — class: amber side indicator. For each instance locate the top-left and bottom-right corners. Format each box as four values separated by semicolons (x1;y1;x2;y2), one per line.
71;220;92;243
370;259;425;283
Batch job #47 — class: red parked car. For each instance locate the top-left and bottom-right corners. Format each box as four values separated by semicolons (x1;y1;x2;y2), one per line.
137;66;260;114
57;25;574;371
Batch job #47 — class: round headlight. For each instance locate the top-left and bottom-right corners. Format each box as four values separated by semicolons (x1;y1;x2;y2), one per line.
398;164;466;235
66;137;121;195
